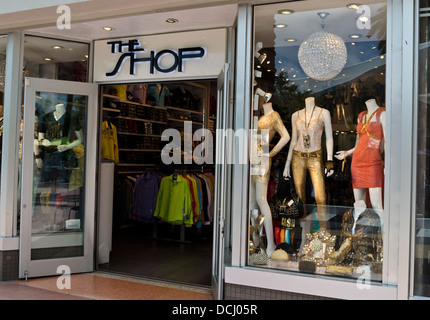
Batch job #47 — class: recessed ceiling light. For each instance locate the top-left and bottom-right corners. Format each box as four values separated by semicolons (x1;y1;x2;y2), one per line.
103;27;114;31
52;45;63;50
278;9;294;15
347;3;362;9
84;54;89;59
166;18;178;23
349;34;362;39
274;24;287;28
358;16;369;22
44;58;53;61
285;38;297;42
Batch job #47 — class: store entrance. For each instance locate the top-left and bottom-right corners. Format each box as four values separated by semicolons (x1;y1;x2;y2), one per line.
96;80;217;287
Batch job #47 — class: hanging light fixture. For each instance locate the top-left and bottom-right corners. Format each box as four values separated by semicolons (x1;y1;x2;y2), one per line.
298;12;347;81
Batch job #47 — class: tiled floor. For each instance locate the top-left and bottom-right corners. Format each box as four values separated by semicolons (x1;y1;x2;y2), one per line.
2;272;214;300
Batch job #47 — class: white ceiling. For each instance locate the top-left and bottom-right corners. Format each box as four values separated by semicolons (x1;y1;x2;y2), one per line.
28;4;238;41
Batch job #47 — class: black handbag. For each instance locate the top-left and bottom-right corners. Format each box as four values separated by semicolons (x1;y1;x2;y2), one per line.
269;178;304;221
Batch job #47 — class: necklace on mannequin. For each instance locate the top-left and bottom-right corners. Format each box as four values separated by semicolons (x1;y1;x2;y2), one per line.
303;105;315;149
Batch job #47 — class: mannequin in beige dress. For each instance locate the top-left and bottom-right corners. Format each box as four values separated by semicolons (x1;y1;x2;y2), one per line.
251;102;290;257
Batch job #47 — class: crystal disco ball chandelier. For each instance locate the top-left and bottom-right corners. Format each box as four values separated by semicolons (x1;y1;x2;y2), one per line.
298;12;347;81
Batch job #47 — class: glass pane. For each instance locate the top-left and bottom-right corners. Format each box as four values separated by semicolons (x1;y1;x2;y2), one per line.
249;0;386;282
31;92;87;260
24;36;89;82
415;0;430;298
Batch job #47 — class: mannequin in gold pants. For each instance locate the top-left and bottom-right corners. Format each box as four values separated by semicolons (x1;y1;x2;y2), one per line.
284;97;334;231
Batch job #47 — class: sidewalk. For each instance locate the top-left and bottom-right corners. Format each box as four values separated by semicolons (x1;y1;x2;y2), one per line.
0;272;214;300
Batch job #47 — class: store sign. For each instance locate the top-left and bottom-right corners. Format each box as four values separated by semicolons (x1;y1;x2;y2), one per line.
94;29;227;82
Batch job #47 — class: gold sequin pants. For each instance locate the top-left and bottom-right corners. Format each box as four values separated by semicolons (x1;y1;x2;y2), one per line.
292;150;327;221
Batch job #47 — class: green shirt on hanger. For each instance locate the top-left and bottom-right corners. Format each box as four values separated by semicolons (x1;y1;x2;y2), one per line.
154;174;194;227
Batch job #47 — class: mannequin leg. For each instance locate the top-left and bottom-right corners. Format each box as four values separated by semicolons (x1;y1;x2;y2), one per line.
255;181;276;257
292;152;311;245
369;187;384;229
308;153;328;230
291;152;307;212
353;188;367;203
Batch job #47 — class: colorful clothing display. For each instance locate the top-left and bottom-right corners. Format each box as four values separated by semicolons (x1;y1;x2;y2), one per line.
126;171;214;227
351;107;385;189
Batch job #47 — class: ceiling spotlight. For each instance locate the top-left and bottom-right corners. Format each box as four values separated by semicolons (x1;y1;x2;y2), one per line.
52;45;63;50
84;54;89;59
278;9;294;15
44;58;53;61
349;34;362;39
166;18;178;23
347;3;362;9
103;27;114;31
286;38;297;42
274;24;287;28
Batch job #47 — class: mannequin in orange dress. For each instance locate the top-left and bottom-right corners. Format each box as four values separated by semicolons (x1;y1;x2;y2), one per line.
335;99;385;226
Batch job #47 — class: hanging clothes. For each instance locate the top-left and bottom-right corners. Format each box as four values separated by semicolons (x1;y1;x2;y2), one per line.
154;174;193;227
147;84;170;107
132;172;160;223
101;121;119;163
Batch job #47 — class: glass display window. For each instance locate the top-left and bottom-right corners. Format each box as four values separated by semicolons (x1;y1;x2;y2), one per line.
248;0;386;282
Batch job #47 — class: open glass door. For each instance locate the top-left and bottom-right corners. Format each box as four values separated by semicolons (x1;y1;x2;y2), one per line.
19;78;98;279
212;63;231;299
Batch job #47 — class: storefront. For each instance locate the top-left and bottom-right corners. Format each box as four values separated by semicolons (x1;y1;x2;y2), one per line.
0;0;428;300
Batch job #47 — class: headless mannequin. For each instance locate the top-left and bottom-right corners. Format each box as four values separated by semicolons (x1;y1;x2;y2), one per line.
39;103;83;153
251;102;290;257
284;97;334;177
283;97;334;231
334;98;385;227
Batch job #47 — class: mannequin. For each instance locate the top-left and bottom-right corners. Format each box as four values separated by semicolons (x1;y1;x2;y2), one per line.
37;103;84;191
39;104;83;152
251;101;290;257
334;98;385;226
283;97;334;229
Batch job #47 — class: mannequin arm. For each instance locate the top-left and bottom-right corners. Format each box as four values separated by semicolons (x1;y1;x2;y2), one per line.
269;120;290;158
322;109;334;162
283;112;297;178
57;130;83;153
322;109;334;177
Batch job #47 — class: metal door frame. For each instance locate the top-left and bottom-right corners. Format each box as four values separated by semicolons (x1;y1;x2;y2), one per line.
212;63;231;299
19;77;98;279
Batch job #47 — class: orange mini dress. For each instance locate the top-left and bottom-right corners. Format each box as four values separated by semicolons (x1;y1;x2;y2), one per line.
351;107;385;189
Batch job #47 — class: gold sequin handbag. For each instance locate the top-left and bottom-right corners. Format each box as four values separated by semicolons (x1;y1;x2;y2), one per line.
249;251;268;265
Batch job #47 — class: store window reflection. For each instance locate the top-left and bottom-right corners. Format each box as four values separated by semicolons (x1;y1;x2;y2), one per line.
415;0;430;298
249;1;386;281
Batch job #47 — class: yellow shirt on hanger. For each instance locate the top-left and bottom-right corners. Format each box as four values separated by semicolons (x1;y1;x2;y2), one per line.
101;121;119;163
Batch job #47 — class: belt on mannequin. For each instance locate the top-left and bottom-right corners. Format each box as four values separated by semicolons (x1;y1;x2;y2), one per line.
293;150;322;158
